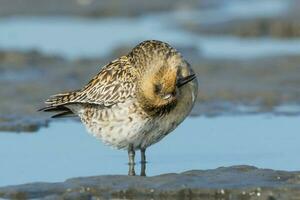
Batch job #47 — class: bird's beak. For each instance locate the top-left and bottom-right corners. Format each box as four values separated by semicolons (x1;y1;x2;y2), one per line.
176;73;196;88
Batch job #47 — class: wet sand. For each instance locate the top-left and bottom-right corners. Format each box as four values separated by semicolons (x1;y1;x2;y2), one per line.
1;166;300;200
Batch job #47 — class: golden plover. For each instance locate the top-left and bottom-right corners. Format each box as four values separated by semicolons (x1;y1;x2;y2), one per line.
40;40;198;176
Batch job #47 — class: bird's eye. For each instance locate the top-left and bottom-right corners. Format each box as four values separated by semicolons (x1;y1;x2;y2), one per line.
154;84;162;94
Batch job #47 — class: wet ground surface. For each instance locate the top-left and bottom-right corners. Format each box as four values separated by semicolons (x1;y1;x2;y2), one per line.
1;165;300;200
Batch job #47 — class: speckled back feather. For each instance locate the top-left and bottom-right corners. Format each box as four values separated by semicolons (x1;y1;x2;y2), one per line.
45;56;136;108
40;40;183;118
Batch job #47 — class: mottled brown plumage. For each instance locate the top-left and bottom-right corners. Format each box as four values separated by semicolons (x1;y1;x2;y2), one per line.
40;40;198;176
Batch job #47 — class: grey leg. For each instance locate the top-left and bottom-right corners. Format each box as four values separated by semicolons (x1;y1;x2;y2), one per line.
140;148;146;176
128;144;136;176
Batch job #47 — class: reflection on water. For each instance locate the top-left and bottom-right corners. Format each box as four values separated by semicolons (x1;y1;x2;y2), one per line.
0;115;299;186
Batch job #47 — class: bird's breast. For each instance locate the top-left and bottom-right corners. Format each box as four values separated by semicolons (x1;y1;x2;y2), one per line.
140;79;198;148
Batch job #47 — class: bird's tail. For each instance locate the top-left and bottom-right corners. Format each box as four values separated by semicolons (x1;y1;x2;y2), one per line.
39;91;80;118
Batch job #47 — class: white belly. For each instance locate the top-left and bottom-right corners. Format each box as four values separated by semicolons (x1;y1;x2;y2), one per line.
76;100;150;149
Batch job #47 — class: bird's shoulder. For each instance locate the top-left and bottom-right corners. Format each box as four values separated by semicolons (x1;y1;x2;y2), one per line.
75;56;137;106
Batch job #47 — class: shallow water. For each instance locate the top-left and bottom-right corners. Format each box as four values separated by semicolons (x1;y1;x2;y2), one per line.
0;0;298;59
0;115;299;187
2;16;300;59
166;0;289;24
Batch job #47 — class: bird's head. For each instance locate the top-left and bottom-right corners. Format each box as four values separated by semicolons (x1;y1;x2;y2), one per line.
131;40;196;115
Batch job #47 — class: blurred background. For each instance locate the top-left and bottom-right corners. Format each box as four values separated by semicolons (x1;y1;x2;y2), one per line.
1;0;300;186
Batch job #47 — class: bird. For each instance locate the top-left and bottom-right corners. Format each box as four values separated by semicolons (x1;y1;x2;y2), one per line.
39;40;198;176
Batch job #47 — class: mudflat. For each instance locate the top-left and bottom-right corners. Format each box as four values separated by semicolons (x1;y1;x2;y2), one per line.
0;166;299;200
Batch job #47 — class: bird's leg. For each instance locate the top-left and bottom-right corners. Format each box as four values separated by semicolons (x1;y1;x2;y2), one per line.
128;144;136;176
140;148;146;176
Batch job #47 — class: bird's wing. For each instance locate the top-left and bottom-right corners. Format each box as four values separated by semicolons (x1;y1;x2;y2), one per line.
45;57;136;107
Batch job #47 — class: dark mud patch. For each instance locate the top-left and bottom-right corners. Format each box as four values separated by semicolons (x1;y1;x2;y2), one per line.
0;166;300;199
0;115;48;132
0;50;105;132
182;0;300;39
184;16;300;39
1;50;300;131
192;56;300;116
